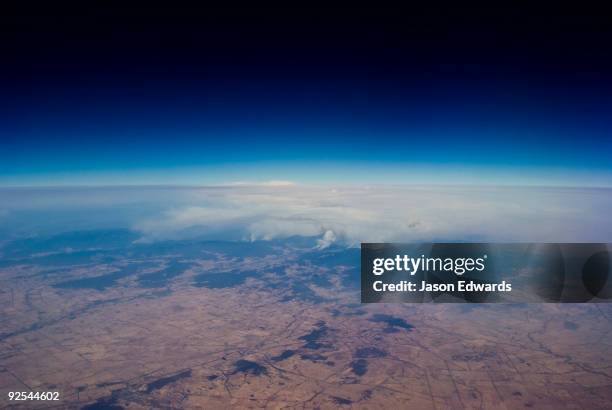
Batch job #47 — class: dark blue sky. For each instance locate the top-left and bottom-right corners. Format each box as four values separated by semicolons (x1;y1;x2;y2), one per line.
2;6;611;186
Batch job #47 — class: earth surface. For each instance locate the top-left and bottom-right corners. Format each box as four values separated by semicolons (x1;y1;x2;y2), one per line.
1;229;612;409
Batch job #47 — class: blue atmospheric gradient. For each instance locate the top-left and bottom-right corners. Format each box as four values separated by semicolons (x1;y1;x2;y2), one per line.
3;92;611;187
2;7;611;187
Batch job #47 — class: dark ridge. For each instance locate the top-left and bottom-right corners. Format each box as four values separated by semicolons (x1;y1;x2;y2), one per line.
271;350;295;362
11;249;119;267
300;353;327;362
95;381;123;388
145;369;192;393
382;326;400;333
303;341;329;350
331;396;353;405
564;321;578;330
232;360;267;376
2;229;139;258
361;390;373;400
302;247;360;268
355;347;388;358
369;314;414;331
206;375;218;381
192;270;256;289
298;321;330;350
81;397;124;410
131;239;282;259
351;359;368;376
196;240;279;257
300;327;327;341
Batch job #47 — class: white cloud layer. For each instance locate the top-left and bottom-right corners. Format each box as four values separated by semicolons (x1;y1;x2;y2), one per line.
130;185;612;245
1;185;610;244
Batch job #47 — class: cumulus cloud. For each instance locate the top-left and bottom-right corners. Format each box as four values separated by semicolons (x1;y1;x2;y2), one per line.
316;230;337;249
2;185;611;244
131;185;612;245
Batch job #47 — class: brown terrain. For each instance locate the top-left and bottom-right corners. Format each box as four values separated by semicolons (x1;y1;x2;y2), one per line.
1;240;612;409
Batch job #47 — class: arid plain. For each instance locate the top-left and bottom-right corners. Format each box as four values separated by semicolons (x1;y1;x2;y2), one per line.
1;231;611;409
